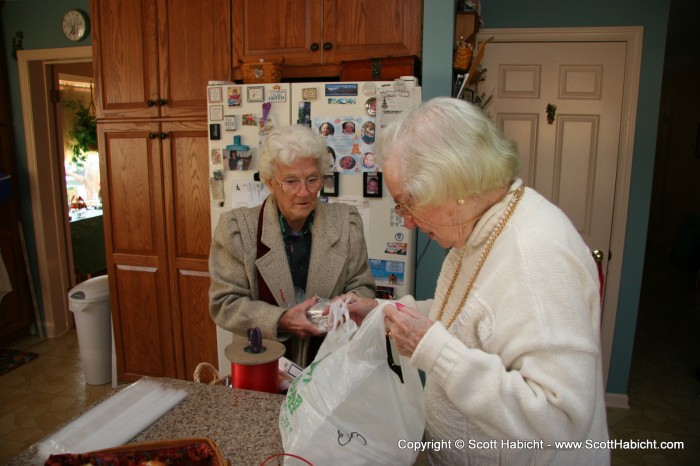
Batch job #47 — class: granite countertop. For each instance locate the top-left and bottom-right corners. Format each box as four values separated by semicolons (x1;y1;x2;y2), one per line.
7;377;286;465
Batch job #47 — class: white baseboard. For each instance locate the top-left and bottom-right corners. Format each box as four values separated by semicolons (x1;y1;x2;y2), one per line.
605;392;629;409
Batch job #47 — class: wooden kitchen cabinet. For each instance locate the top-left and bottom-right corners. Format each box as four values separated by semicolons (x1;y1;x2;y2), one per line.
98;120;214;381
92;0;220;381
91;0;231;120
233;0;423;79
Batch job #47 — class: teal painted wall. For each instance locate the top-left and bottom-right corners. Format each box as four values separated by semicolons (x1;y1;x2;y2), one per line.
2;0;91;321
2;0;670;396
421;0;671;395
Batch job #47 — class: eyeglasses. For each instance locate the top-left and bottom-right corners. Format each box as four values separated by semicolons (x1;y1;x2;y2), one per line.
273;176;323;194
394;201;484;230
394;202;414;219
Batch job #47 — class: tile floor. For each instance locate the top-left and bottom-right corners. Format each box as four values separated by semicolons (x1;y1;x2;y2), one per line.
0;246;699;465
0;332;116;464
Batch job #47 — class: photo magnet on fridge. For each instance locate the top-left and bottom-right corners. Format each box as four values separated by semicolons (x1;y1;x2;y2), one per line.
363;172;382;198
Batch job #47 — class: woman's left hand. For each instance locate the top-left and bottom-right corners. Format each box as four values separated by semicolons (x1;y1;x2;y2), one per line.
383;303;433;357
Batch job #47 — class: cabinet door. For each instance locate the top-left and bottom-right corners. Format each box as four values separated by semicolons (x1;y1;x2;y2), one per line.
99;121;177;381
160;121;216;380
233;0;323;67
323;0;423;63
93;0;231;120
91;0;160;119
157;0;232;119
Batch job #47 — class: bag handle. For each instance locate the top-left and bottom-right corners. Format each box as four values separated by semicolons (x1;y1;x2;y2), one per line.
385;335;404;383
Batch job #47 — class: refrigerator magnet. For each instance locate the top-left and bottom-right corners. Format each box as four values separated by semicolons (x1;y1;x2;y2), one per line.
321;173;339;197
297;102;311;126
301;87;318;100
328;97;356;105
267;86;287;103
209;123;221;140
210;149;223;168
208;86;223;103
227;86;242;106
224;115;237;131
364;97;376;116
362;82;377;96
209;105;223;121
241;114;258;126
247;86;265;103
325;83;358;96
363;172;382;198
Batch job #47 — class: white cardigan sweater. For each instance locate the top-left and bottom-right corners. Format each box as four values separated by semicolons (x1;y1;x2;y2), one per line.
411;180;610;465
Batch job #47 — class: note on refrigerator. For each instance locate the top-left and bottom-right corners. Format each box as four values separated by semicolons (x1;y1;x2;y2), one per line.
232;181;270;208
376;87;422;130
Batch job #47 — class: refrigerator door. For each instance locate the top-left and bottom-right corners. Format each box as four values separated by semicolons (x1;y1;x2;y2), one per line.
290;81;418;300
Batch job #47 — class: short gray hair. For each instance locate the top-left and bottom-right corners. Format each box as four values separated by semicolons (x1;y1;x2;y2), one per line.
376;97;521;206
258;125;329;183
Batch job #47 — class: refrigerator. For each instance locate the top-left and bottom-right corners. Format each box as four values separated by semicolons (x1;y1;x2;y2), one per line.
206;79;422;373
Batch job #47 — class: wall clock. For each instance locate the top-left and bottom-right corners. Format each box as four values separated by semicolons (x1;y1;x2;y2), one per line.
62;9;89;42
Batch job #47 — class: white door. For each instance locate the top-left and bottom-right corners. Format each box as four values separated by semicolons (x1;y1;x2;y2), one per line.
479;41;626;277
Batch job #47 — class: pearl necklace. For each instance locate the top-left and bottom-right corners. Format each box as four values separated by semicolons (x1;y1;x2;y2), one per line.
436;185;526;329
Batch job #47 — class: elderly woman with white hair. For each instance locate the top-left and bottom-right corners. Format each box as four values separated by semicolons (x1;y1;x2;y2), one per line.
209;125;376;367
344;97;609;464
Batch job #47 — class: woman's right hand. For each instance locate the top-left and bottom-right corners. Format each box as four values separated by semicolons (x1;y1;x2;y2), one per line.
278;296;323;339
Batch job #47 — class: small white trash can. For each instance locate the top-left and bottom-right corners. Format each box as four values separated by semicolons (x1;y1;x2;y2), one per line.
68;275;112;385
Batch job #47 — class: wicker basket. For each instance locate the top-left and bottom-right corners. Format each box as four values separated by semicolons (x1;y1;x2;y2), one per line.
194;362;229;386
453;44;473;71
45;437;230;466
240;58;283;84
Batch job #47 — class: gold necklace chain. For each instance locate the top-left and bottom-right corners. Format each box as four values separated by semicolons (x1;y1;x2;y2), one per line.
436;185;526;329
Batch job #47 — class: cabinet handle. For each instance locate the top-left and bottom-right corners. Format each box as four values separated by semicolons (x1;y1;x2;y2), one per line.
148;132;158;139
159;132;169;139
147;99;156;107
310;43;319;52
323;42;333;51
157;98;168;107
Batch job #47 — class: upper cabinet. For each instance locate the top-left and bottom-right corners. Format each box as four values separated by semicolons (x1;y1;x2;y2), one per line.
92;0;231;120
233;0;423;79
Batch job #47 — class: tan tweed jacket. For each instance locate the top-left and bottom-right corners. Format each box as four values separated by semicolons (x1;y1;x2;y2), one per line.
209;195;376;366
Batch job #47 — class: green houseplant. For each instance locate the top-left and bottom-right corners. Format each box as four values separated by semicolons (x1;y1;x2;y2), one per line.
65;100;97;166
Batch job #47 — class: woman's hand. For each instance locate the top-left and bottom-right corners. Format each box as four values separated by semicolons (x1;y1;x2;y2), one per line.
326;292;378;326
383;302;433;357
278;296;323;339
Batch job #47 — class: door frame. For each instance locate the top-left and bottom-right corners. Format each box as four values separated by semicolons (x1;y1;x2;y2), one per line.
477;27;642;408
17;46;93;338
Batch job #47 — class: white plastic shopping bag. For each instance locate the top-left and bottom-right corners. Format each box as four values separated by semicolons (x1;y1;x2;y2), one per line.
279;300;426;465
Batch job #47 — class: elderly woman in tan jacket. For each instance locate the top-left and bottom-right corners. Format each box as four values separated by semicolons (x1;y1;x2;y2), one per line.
209;125;376;366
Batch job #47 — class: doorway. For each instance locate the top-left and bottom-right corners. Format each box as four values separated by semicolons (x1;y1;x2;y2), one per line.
50;63;106;289
17;46;93;338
